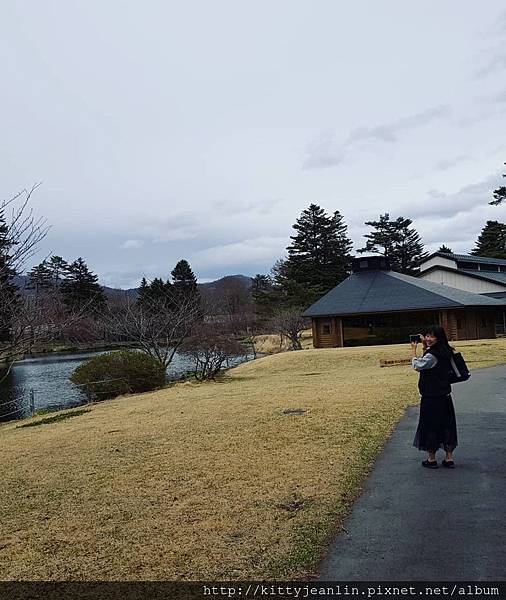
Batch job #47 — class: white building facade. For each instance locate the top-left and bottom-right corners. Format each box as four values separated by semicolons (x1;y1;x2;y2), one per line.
418;252;506;334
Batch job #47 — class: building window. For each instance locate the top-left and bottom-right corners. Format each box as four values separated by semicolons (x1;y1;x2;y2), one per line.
457;261;479;270
480;265;499;272
321;323;331;335
342;311;438;347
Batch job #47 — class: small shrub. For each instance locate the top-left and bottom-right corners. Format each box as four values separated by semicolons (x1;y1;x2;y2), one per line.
70;350;166;401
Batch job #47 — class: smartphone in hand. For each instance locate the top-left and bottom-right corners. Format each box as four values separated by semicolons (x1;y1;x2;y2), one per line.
409;334;422;343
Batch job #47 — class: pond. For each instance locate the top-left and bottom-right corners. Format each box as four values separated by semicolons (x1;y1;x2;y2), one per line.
0;347;255;424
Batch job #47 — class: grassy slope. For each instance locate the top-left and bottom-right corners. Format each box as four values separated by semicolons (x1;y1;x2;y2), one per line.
0;338;505;580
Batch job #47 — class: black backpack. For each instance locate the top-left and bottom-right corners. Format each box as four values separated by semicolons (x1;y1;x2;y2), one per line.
448;351;471;384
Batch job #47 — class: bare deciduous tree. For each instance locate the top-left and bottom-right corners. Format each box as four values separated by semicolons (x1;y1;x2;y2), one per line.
269;308;309;351
0;286;100;367
180;326;247;381
0;184;49;277
202;276;254;335
1;185;50;368
102;289;202;369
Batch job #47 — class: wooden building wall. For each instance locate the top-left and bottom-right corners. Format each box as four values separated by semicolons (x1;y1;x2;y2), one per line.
312;317;343;348
447;308;496;341
311;308;498;348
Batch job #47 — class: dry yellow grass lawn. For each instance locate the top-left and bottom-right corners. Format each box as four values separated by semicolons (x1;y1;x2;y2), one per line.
0;338;505;581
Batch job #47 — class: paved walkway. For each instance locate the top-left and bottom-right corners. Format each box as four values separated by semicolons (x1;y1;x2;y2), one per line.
318;364;506;581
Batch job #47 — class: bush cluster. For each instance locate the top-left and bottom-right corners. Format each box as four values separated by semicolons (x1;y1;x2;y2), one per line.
71;350;166;400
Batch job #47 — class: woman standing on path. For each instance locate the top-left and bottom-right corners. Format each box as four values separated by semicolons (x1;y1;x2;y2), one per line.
411;325;458;469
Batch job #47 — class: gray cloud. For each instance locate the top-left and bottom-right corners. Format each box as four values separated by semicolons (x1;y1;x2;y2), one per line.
303;106;451;169
212;197;284;216
495;10;506;33
399;173;500;221
3;2;505;287
347;106;452;144
121;239;144;249
473;52;506;79
490;89;506;103
434;155;473;171
193;236;288;270
302;131;345;169
456;105;506;127
139;213;198;243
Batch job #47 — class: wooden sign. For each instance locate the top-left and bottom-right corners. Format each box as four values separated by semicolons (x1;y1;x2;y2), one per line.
380;358;412;367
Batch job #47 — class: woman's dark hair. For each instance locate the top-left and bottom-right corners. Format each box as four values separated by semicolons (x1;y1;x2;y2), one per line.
422;325;454;357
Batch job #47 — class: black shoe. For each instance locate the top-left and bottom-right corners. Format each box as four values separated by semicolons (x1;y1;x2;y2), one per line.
442;459;455;468
422;459;438;469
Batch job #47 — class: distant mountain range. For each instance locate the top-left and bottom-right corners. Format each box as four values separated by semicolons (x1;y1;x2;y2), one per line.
13;274;253;298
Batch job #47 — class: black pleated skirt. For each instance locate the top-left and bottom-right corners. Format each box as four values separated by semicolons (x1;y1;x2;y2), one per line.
413;394;458;452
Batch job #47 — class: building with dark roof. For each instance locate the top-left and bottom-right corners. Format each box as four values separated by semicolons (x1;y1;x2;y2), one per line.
303;255;506;348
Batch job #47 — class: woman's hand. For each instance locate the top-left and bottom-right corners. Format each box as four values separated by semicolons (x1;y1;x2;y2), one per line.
411;341;418;357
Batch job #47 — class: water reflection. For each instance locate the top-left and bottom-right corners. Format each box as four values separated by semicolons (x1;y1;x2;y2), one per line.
0;348;253;424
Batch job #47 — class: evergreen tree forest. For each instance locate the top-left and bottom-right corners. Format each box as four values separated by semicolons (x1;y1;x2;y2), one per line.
60;257;106;313
137;259;200;310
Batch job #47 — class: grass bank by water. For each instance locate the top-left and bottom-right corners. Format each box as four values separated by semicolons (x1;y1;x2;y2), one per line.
0;337;504;580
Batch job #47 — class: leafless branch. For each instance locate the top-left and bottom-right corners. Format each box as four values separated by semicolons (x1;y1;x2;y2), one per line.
101;288;202;368
269;308;309;351
1;183;50;276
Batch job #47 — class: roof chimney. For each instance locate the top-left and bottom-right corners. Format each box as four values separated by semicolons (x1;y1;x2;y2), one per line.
352;255;391;273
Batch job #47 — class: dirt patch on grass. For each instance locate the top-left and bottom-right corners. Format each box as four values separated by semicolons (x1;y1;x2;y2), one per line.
0;337;504;580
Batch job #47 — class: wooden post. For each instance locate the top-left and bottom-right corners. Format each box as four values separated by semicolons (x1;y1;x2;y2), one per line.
334;317;344;347
29;389;35;416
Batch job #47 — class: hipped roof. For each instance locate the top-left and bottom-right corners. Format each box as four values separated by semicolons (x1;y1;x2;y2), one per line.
303;270;506;318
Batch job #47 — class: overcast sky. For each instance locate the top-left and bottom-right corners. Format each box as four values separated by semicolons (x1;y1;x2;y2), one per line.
1;1;505;288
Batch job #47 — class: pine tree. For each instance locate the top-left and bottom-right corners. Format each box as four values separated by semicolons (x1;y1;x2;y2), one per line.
28;256;68;293
470;221;506;259
47;255;69;286
0;210;18;341
60;257;106;313
282;204;353;305
358;213;428;275
171;260;198;298
438;245;453;254
137;277;149;306
251;273;275;320
27;260;53;292
137;277;174;311
170;259;200;312
270;259;311;309
151;277;172;302
490;163;505;206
